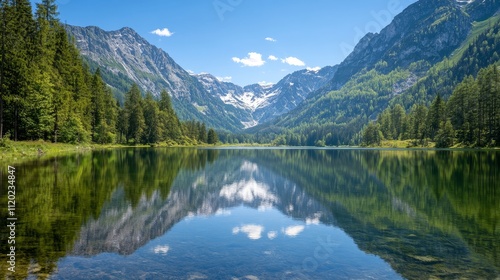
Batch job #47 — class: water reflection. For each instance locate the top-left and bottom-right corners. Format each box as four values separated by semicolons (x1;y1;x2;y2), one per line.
0;148;498;279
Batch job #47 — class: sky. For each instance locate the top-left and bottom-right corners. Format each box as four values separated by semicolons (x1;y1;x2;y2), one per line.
31;0;418;86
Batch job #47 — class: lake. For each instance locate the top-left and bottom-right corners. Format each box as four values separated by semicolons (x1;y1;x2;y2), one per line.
1;148;499;279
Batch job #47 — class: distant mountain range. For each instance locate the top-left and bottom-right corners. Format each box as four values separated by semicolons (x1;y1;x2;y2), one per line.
65;25;337;131
194;66;338;127
67;0;500;142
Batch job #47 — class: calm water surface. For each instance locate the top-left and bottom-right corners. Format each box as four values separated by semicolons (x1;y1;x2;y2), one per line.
0;148;499;279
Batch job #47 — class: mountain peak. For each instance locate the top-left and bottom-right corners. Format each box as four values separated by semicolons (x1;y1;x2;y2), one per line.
117;26;136;34
66;24;247;131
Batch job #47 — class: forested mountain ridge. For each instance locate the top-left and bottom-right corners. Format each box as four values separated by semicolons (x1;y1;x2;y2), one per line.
249;0;500;147
324;0;494;92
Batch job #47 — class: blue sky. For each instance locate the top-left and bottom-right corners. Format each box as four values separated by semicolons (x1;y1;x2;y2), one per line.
33;0;417;86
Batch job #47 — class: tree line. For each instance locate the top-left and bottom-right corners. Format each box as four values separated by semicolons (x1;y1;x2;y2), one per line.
0;0;217;145
362;65;500;148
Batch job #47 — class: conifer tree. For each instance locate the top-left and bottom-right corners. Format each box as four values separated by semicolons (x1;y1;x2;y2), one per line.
408;104;428;145
362;122;381;146
2;0;36;140
124;84;145;144
390;104;406;140
435;120;455;148
199;122;207;143
143;92;161;144
158;89;181;141
426;94;446;141
207;128;218;144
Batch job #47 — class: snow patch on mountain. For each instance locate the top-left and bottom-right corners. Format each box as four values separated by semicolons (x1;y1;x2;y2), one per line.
194;65;338;128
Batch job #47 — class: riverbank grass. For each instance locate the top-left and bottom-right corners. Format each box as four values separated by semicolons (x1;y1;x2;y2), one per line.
0;139;96;161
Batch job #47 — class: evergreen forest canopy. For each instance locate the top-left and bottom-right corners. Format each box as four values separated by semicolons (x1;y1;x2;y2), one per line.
0;0;218;145
363;65;500;148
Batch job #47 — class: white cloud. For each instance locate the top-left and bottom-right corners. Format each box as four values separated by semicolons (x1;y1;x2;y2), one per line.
267;231;278;240
306;217;320;225
306;212;322;225
268;55;278;61
232;52;266;67
215;209;231;216
151;28;174;37
233;224;264;240
265;37;277;42
307;66;321;72
220;178;277;203
283;225;305;237
153;245;170;255
282;57;306;67
216;76;233;83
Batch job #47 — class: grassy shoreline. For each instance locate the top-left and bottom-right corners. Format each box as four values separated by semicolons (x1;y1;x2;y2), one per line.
1;139;497;164
0;140;203;163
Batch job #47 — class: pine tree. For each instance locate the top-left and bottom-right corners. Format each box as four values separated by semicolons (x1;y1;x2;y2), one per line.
435;120;455;148
36;0;58;26
124;84;145;144
90;69;106;142
117;105;129;143
378;109;392;140
362;122;381;146
51;25;75;142
408;104;428;145
0;0;8;138
477;65;500;146
390;104;406;140
426;94;446;141
198;122;207;143
447;76;478;144
2;0;36;140
143;92;161;144
99;86;118;143
207;128;218;145
159;89;181;141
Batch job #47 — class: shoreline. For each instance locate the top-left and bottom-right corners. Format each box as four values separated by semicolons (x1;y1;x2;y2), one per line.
0;140;205;164
2;140;498;164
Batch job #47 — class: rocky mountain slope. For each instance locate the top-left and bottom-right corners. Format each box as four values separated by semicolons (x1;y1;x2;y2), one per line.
324;0;477;91
194;65;338;127
66;25;247;131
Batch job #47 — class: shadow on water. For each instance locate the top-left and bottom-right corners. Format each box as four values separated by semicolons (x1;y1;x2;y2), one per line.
0;148;498;279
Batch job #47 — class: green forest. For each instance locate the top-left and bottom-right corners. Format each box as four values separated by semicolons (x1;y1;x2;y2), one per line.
362;65;500;148
0;0;218;146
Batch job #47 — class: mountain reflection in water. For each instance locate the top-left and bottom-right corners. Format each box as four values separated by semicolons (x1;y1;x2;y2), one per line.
0;148;498;279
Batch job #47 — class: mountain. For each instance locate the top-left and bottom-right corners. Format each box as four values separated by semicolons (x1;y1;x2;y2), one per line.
194;66;338;127
255;0;500;144
322;0;484;92
66;25;338;131
65;25;247;132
